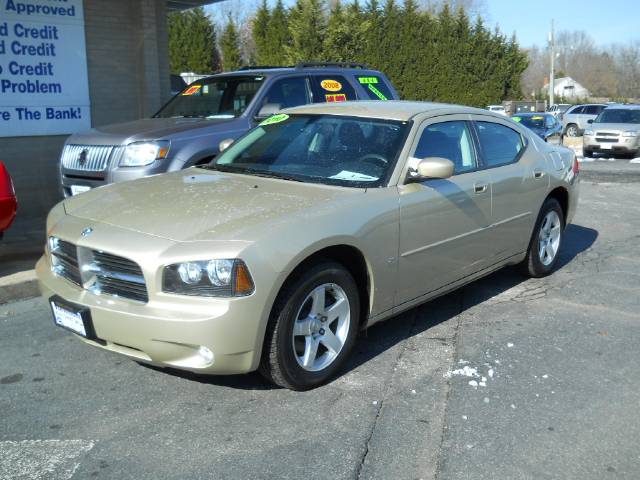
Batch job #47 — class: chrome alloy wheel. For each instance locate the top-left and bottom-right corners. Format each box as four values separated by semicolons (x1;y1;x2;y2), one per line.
538;210;562;266
292;283;351;372
566;125;578;137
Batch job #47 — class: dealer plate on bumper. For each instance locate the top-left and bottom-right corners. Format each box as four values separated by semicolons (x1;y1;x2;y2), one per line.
50;296;97;339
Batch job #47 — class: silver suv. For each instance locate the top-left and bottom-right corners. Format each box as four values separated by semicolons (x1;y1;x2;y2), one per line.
583;105;640;158
58;63;398;197
562;104;607;137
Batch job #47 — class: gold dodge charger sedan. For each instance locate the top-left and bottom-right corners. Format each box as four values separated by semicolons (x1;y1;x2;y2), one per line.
37;101;579;390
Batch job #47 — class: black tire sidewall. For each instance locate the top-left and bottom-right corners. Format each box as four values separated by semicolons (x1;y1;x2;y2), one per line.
528;198;564;276
273;263;360;390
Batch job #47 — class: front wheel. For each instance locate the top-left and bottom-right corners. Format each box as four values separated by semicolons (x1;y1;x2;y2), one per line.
520;198;564;278
565;124;579;137
259;262;360;390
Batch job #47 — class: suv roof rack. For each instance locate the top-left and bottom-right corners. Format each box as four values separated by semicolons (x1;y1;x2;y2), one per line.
295;62;369;70
238;65;293;70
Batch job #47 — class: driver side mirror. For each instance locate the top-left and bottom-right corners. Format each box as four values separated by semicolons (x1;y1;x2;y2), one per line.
407;157;454;182
587;119;594;124
255;103;282;120
219;138;234;153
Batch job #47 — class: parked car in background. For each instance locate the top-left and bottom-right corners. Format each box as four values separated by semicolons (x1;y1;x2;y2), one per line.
583;104;640;158
58;63;399;197
511;113;563;144
548;104;571;120
39;101;579;390
0;161;17;239
562;104;607;137
487;105;507;115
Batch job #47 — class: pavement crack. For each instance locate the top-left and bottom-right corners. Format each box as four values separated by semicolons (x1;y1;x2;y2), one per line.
433;289;465;480
355;309;420;479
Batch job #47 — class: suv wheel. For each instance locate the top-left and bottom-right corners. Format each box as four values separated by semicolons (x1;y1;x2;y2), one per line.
520;198;564;278
260;261;360;390
565;124;579;137
583;148;594;158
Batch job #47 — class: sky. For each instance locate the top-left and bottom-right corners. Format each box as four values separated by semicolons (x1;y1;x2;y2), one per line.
211;0;640;49
485;0;640;48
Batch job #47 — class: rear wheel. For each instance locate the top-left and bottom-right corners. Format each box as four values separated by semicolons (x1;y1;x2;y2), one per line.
259;261;360;390
520;198;564;278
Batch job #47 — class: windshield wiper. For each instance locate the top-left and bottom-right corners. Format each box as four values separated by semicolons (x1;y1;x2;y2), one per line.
242;171;305;182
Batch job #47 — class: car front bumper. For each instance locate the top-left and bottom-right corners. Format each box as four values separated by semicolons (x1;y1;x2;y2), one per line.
583;135;640;155
37;252;266;375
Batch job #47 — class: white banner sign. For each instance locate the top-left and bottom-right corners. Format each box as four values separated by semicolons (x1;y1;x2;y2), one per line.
0;0;90;137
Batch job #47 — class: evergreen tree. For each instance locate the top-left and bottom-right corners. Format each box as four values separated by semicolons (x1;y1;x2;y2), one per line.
324;1;368;62
286;0;327;63
265;0;291;65
168;7;220;74
253;0;271;64
221;15;243;71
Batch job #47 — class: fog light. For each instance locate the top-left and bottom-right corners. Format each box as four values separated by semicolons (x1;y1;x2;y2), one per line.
198;346;214;365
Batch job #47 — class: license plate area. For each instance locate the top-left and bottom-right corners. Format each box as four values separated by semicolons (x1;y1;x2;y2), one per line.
71;185;91;196
50;296;97;339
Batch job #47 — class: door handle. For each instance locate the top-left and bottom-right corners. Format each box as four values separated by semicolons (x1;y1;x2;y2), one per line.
533;169;544;179
474;183;488;194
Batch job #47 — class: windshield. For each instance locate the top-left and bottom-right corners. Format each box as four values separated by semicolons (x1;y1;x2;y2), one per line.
512;115;545;129
210;114;408;188
155;76;264;119
595;109;640;124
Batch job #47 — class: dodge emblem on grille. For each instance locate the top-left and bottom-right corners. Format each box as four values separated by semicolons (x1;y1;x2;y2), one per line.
81;227;93;237
78;149;89;165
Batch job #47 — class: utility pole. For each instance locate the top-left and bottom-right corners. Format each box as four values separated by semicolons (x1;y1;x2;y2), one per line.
549;19;555;108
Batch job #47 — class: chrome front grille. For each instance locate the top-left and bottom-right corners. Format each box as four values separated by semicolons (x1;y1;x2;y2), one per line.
595;132;619;137
90;251;148;303
60;145;117;172
595;137;618;143
50;239;81;285
49;238;148;303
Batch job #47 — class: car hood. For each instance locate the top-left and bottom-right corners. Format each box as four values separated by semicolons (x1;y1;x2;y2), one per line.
590;122;639;132
62;169;363;242
65;117;237;145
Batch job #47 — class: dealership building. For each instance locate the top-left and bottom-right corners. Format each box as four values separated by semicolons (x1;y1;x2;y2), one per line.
0;0;218;245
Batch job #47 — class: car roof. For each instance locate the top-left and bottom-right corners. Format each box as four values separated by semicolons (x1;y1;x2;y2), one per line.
603;104;640;110
201;65;387;79
282;100;503;122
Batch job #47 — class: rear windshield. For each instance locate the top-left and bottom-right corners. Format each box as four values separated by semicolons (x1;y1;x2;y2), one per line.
155;76;264;119
356;75;393;101
512;115;546;129
595;109;640;124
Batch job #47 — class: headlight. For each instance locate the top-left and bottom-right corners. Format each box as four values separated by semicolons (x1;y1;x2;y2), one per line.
622;130;638;137
119;141;170;167
163;259;254;297
584;129;594;136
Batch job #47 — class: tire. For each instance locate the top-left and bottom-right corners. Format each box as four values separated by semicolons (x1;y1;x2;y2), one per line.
565;124;579;137
259;261;360;390
520;198;565;278
583;148;594;158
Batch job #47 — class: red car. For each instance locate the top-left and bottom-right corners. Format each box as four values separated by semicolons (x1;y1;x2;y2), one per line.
0;161;17;238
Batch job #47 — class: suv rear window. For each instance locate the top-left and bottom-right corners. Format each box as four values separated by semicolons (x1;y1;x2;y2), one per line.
310;75;356;103
356;75;393;101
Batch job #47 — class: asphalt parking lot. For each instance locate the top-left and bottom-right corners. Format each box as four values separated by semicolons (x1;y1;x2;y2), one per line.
1;170;639;479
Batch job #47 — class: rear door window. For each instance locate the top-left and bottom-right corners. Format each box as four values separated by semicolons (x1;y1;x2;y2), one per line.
569;106;585;115
475;122;524;168
585;105;603;115
310;75;356;103
261;76;311;109
355;75;393;101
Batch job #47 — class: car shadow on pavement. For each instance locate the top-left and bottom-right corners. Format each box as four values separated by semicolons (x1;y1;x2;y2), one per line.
142;223;597;391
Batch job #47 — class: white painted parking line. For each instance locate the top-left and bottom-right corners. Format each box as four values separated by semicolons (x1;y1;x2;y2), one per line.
0;440;94;480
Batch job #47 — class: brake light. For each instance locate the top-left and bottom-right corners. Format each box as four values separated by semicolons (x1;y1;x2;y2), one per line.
572;154;579;175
